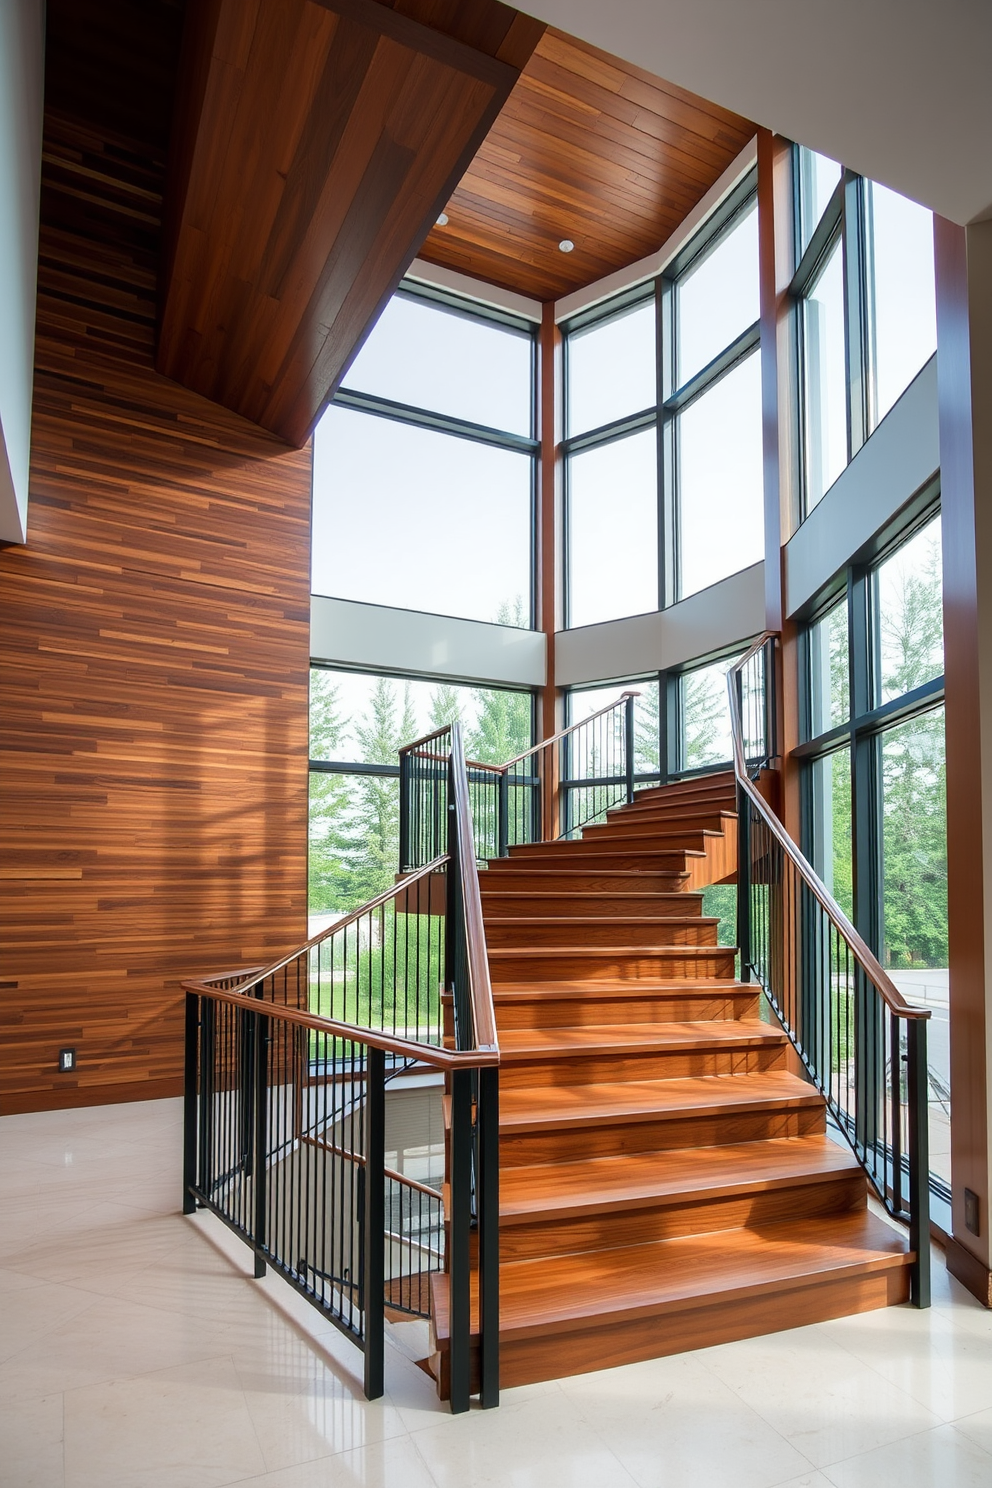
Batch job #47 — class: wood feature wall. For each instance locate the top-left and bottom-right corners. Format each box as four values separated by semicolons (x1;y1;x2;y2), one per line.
419;28;755;300
157;0;543;446
0;96;312;1113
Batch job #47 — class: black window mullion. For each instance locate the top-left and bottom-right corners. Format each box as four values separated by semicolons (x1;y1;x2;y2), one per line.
842;171;869;460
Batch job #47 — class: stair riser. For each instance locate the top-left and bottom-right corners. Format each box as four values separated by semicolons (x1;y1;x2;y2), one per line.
615;795;736;819
509;842;692;861
631;774;735;804
489;950;737;983
484;920;720;949
433;1266;909;1397
480;872;690;893
492;992;762;1027
499;1173;868;1260
480;894;705;918
499;1104;827;1165
499;853;694;872
584;821;727;842
499;1044;789;1088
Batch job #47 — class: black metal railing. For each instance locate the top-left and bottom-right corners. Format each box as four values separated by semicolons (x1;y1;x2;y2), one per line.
399;692;639;870
729;636;931;1306
182;724;499;1413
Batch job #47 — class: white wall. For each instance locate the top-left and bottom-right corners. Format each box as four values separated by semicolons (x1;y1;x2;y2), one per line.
0;0;44;546
310;594;546;689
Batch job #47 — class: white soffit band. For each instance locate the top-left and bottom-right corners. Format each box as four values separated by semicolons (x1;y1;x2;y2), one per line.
405;258;543;323
554;134;758;324
310;594;547;689
554;562;765;688
785;356;939;618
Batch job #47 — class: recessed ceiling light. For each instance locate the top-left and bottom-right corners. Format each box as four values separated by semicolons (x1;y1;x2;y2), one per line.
558;239;575;253
436;213;449;227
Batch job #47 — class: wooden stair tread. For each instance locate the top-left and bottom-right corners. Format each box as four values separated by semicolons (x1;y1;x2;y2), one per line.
432;1211;910;1342
489;944;734;960
482;869;690;879
480;892;703;902
497;1020;787;1059
498;1136;863;1220
492;978;752;997
499;1071;822;1131
483;916;718;928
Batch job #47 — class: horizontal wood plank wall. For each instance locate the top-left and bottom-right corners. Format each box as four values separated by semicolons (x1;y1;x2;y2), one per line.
0;108;312;1114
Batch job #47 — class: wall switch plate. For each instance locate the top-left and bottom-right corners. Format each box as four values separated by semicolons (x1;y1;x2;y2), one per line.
964;1187;981;1236
58;1048;77;1073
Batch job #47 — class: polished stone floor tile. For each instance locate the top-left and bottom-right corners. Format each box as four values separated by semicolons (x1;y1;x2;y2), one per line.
4;1097;992;1488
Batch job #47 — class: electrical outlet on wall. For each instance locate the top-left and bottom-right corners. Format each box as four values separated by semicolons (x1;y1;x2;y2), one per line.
58;1048;77;1073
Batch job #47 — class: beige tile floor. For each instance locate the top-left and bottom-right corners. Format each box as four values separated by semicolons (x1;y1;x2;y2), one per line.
2;1098;992;1488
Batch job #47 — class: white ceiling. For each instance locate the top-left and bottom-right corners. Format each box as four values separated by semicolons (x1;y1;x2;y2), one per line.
528;0;992;225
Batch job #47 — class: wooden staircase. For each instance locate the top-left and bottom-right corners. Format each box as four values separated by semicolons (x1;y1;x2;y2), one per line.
427;769;912;1396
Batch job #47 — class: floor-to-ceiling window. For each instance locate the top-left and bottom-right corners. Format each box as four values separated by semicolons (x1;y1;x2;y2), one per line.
793;148;937;518
798;502;947;1215
311;284;538;627
562;171;763;627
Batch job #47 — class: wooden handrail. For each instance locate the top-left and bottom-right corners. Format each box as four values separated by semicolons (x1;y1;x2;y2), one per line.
728;638;929;1022
450;722;499;1053
182;977;500;1069
496;690;641;772
188;856;448;999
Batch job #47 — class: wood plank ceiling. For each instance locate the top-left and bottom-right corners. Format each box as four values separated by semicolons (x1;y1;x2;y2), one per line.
157;0;544;447
418;27;756;300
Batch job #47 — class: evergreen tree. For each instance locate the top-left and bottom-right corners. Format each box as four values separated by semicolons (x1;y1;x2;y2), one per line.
307;674;355;913
349;678;416;902
633;681;661;775
428;683;464;732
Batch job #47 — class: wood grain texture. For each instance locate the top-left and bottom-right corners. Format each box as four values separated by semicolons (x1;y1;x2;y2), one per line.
0;87;311;1111
158;0;542;445
419;28;755;300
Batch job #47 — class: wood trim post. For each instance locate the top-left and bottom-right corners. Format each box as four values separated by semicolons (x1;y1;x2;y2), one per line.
934;214;992;1303
538;302;563;840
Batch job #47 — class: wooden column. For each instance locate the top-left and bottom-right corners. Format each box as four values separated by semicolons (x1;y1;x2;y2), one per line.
757;128;800;833
538;302;562;838
934;214;992;1304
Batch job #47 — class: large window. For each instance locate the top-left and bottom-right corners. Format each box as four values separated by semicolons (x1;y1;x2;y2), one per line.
309;668;533;925
798;506;947;1208
793;147;937;516
562;173;764;628
311;284;537;627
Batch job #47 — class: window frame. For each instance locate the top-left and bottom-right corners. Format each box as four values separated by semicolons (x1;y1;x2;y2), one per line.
319;279;541;629
560;170;760;628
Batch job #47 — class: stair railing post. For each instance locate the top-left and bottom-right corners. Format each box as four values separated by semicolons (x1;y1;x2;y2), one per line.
251;1008;268;1279
737;784;752;984
906;1017;931;1308
498;767;510;858
183;991;200;1214
363;1044;386;1399
624;693;636;804
477;1063;500;1408
449;1065;473;1414
399;748;411;871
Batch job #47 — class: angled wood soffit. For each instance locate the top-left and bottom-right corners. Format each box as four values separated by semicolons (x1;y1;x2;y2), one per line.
157;0;543;446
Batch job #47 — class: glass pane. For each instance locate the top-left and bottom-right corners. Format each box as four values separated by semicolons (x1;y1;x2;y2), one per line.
310;668;532;767
312;406;532;626
568;681;661;777
342;292;533;437
807;598;850;738
677;201;759;386
866;181;937;426
308;770;401;925
567;429;657;627
796;147;842;258
875;517;943;705
566;300;656;436
809;748;853;920
802;235;847;510
881;707;948;1188
680;656;738;770
678;352;764;600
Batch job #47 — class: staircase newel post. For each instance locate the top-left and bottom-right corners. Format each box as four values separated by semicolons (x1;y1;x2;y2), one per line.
737;783;752;983
182;991;199;1214
363;1045;386;1399
498;768;510;857
478;1063;500;1408
624;693;636;804
399;747;411;871
906;1017;931;1308
251;1009;268;1279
